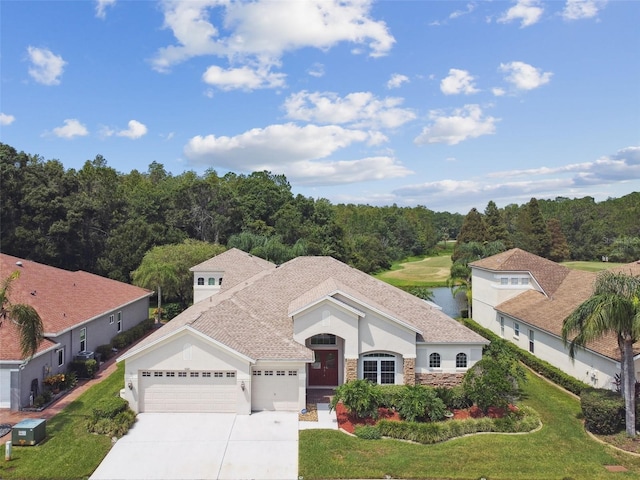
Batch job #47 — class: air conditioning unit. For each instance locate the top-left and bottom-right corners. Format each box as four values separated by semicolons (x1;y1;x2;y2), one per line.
76;351;94;361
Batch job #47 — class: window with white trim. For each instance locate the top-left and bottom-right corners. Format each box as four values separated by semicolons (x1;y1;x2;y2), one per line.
214;372;223;378
202;372;211;377
178;372;187;377
521;278;529;285
288;370;297;376
56;348;65;367
142;371;151;377
154;372;163;377
500;277;508;285
429;352;441;368
197;277;204;286
277;370;285;376
166;372;175;377
264;371;274;376
208;278;215;285
510;278;519;285
226;372;235;378
109;314;114;324
310;334;336;345
190;372;199;377
500;316;505;337
79;327;87;352
117;311;122;332
514;322;520;338
253;370;261;376
456;353;468;368
362;353;396;384
529;329;535;353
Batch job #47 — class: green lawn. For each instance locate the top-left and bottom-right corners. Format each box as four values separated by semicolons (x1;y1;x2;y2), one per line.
0;365;123;480
374;255;453;287
299;369;640;479
562;261;625;272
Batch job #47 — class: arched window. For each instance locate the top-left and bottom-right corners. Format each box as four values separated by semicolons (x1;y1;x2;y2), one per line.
197;277;204;286
429;352;441;368
456;353;468;368
208;278;215;285
218;278;223;286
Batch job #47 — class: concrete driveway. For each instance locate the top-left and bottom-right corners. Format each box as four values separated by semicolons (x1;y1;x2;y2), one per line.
90;412;299;480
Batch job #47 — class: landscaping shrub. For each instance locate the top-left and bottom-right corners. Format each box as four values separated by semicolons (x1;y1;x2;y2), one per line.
330;379;383;419
163;303;183;320
580;388;624;434
111;318;155;350
96;344;114;362
397;385;446;422
376;407;540;444
86;395;136;437
435;385;472;410
63;371;78;390
68;359;98;379
463;355;523;412
378;385;405;409
354;425;381;440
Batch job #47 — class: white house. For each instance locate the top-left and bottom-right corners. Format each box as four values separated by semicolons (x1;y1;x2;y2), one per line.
470;248;640;390
118;249;489;414
0;254;152;410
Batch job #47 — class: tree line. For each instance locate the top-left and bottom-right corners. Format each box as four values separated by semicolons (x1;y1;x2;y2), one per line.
2;142;639;287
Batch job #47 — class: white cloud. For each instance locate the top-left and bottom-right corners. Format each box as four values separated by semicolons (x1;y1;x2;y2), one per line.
27;47;66;85
498;0;544;28
183;122;411;185
492;87;506;96
0;113;15;126
152;0;395;74
387;73;409;89
51;119;89;139
499;61;552;90
440;69;479;95
562;0;607;21
414;104;498;145
283;91;416;129
202;65;286;91
95;0;116;19
307;63;325;78
450;3;476;19
116;120;148;139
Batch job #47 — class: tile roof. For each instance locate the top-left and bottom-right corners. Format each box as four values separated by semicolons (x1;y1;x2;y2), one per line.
470;248;570;297
0;253;153;361
131;254;488;362
492;255;640;362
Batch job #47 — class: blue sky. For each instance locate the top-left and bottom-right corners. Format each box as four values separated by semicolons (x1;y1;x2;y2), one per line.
1;0;638;213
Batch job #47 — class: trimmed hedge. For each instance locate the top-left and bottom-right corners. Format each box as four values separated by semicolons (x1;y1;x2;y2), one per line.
68;359;98;379
111;318;155;350
86;395;136;437
376;406;540;444
580;388;624;434
461;319;590;396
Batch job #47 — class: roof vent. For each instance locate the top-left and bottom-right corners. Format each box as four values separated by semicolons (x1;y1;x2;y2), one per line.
16;261;23;267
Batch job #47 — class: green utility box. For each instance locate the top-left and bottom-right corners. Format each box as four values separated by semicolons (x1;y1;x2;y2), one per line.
12;418;46;446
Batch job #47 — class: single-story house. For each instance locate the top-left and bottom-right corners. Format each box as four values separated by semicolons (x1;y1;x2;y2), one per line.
118;248;489;414
470;248;640;390
0;253;153;410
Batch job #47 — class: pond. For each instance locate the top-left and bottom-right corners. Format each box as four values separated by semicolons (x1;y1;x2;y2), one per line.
429;287;467;318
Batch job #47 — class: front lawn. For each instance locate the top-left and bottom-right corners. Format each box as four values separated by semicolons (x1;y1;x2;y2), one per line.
299;369;640;479
0;364;125;480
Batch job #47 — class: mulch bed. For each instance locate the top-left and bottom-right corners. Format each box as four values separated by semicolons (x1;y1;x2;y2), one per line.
335;403;513;434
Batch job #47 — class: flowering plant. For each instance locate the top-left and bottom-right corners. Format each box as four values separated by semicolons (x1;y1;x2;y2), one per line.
44;373;65;388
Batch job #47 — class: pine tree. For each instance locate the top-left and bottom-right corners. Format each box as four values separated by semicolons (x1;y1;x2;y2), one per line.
547;218;570;262
452;208;487;262
484;201;511;247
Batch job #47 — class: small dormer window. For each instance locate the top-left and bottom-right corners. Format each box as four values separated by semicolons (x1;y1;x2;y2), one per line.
197;277;204;286
219;278;223;286
208;278;215;285
521;278;529;285
500;277;508;285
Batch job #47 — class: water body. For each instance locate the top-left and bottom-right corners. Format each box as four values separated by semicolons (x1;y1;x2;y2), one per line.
430;287;467;318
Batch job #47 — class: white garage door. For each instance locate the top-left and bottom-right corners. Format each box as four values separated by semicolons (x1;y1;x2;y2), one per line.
0;369;12;408
140;370;237;413
251;369;299;411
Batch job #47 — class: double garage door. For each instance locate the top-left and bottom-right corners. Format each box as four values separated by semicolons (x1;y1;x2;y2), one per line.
140;370;237;413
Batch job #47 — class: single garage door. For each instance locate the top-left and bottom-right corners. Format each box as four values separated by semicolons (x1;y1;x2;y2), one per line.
251;368;299;411
140;370;237;413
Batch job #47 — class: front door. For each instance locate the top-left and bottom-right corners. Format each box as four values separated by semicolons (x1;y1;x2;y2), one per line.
308;350;338;386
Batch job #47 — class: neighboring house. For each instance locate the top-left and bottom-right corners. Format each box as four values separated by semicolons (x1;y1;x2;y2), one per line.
119;248;488;414
470;248;640;390
0;254;153;411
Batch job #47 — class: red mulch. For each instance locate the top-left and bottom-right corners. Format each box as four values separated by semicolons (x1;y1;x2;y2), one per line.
335;403;516;434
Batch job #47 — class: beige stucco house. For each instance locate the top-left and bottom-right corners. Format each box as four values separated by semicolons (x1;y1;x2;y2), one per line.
119;248;488;414
470;248;640;390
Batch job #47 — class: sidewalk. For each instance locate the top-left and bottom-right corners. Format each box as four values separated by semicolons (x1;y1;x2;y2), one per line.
0;340;141;438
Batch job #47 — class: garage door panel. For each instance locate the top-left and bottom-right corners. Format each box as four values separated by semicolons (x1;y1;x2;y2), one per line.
140;371;237;413
251;371;299;411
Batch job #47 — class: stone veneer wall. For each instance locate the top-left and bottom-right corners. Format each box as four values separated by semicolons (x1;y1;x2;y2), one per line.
346;358;358;382
415;372;464;388
403;357;416;386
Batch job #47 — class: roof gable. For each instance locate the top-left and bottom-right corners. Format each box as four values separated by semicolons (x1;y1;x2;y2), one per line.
471;248;570;297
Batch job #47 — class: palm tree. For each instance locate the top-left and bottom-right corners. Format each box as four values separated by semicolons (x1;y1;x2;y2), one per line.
0;271;45;359
562;271;640;437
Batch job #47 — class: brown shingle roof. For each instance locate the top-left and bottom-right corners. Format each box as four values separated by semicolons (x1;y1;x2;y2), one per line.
610;260;640;277
190;248;276;291
131;254;488;362
0;253;153;360
471;248;570;297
